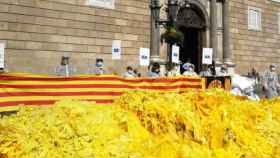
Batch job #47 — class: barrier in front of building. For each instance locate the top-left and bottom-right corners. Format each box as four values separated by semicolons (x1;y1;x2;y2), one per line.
0;73;207;113
204;76;232;91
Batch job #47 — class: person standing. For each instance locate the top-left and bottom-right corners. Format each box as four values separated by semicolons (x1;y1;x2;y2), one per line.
56;55;76;77
147;62;161;78
182;63;197;76
262;64;280;99
216;65;229;76
199;65;212;77
94;58;106;75
123;66;135;78
167;64;181;77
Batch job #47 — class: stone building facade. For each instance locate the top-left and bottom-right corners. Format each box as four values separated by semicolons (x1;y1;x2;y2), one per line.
0;0;279;75
153;0;280;74
230;0;280;74
0;0;150;74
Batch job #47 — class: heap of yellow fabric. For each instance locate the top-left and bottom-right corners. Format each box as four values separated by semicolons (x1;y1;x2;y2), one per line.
0;89;280;158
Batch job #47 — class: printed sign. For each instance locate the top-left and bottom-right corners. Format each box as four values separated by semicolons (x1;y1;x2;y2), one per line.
112;40;121;60
139;48;150;66
0;42;5;68
171;45;180;64
202;48;213;65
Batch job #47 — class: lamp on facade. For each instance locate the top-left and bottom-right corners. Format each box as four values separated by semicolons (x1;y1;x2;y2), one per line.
183;0;191;8
167;0;179;22
150;0;162;28
150;0;180;27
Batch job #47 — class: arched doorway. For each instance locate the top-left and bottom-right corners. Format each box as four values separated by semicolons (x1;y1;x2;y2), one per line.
177;2;208;73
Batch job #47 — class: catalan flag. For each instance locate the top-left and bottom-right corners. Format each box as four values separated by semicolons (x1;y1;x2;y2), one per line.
0;73;205;112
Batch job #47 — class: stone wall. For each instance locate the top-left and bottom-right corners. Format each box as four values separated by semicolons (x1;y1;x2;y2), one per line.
0;0;150;75
230;0;280;74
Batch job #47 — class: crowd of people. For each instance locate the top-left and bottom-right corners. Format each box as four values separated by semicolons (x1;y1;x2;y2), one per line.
54;55;280;99
55;55;231;78
0;55;279;99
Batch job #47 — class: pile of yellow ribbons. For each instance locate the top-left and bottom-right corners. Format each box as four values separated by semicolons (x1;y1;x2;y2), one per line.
0;89;280;158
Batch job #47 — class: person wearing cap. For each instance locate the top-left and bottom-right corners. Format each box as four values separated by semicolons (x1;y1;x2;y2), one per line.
95;59;106;75
262;64;280;99
182;63;197;76
147;62;161;78
56;55;76;77
123;66;135;78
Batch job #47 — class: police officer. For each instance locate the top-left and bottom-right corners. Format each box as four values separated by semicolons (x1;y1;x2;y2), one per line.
56;55;76;77
262;64;280;99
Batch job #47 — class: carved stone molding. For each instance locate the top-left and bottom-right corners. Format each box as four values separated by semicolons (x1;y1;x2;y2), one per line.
177;8;206;29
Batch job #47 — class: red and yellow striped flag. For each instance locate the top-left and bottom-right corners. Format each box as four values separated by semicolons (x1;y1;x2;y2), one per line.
0;73;205;112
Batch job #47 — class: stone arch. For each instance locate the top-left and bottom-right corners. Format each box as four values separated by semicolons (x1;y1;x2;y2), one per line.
177;0;210;30
176;0;210;72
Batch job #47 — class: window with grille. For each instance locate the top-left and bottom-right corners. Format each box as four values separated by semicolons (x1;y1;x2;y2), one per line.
248;7;262;31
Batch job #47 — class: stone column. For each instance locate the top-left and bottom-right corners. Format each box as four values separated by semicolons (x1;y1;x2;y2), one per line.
210;0;219;64
150;0;161;63
223;0;235;73
217;2;223;62
223;0;232;63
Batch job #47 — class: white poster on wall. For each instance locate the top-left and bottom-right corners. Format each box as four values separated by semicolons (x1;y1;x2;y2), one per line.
0;42;5;68
202;48;213;65
139;48;150;66
171;45;180;64
87;0;115;9
112;40;121;60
